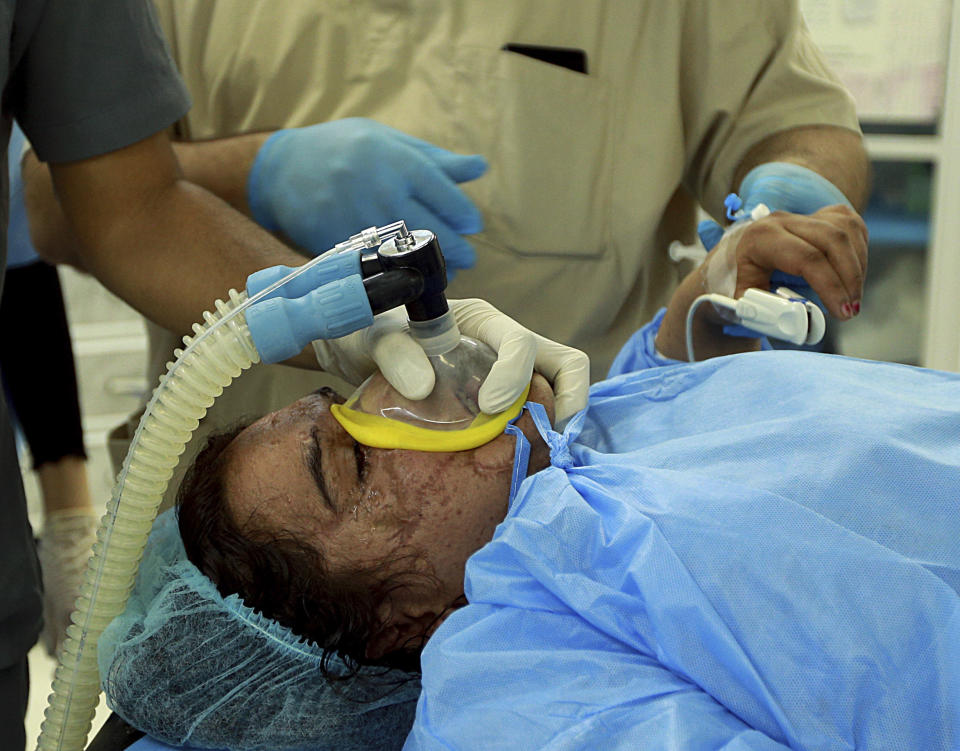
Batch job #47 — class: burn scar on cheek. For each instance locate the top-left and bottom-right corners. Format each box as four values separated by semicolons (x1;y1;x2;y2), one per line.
380;455;465;542
472;434;517;472
348;486;381;522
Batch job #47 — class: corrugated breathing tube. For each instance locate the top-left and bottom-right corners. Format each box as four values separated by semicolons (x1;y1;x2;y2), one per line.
36;289;259;751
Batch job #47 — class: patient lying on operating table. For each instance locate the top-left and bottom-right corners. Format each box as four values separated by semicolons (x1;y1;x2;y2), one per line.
176;370;555;668
100;207;960;750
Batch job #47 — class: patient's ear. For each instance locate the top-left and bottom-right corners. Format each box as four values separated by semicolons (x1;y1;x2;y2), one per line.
365;602;449;660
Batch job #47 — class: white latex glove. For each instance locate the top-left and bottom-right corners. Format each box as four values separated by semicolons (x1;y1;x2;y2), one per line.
37;508;99;657
452;299;590;424
312;299;589;424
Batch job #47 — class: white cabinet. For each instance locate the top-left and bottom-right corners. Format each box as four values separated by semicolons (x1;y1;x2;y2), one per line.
883;3;960;371
862;4;960;371
804;0;959;369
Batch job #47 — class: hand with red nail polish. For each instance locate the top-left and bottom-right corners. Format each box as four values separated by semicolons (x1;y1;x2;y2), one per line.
657;205;869;361
718;205;869;323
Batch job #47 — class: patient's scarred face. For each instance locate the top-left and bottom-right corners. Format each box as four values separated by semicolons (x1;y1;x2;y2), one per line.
219;374;554;614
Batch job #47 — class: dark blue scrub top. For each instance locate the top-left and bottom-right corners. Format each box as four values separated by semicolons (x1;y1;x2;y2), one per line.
0;0;190;663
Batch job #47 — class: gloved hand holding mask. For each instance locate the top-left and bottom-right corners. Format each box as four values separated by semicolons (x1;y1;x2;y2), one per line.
247;118;487;276
312;298;590;426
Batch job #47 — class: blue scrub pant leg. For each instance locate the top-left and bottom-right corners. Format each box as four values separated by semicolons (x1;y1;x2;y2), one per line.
0;654;29;750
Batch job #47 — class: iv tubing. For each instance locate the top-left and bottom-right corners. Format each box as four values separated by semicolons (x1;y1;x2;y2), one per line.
685;294;731;362
33;230;393;751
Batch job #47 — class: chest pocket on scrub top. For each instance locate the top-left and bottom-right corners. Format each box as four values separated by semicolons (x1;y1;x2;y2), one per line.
452;45;613;259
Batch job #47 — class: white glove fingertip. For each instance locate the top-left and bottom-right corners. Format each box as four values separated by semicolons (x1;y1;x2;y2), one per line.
553;389;589;426
478;329;538;413
534;347;590;425
478;357;533;415
478;379;524;415
387;360;436;400
373;330;435;400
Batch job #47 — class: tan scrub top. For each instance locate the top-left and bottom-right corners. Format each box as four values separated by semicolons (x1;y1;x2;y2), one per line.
154;0;858;374
119;0;860;503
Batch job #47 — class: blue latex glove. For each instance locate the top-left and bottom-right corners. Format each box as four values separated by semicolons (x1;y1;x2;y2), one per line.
738;161;852;217
247;118;487;276
699;161;853;253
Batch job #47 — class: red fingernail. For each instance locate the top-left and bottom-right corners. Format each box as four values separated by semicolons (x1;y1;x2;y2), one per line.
852;301;861;314
842;303;853;317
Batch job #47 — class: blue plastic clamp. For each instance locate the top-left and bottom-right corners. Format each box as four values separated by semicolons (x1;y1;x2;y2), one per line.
246;250;361;301
724;193;744;221
246;274;374;363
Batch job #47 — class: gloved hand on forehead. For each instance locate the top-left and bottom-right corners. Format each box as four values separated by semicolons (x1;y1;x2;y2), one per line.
312;299;590;425
247;118;487;277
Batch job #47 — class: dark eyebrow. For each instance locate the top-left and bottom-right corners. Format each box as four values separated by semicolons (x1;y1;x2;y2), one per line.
306;427;335;512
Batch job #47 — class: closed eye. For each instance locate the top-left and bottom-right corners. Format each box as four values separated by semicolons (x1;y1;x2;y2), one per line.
307;428;335;512
353;441;367;482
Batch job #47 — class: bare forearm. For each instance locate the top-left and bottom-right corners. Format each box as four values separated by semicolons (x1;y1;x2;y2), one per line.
70;179;301;332
24;133;272;268
49;132;318;366
654;268;761;361
173;132;270;215
22;150;85;268
732;125;871;211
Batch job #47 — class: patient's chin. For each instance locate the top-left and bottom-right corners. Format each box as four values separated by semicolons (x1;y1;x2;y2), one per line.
474;375;554;474
526;374;555;424
473;433;519;471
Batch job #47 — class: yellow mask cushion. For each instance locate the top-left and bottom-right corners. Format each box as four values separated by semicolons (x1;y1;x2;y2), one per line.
331;384;530;452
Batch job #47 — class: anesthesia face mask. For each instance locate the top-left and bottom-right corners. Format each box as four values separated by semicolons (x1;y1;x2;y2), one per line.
246;223;529;452
331;314;529;452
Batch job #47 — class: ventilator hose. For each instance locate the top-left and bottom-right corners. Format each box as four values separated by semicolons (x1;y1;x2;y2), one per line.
35;290;260;751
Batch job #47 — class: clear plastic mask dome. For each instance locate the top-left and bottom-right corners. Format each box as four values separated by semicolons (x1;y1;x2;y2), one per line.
347;334;496;431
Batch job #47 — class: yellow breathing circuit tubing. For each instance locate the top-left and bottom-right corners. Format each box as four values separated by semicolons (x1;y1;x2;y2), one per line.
331;384;530;452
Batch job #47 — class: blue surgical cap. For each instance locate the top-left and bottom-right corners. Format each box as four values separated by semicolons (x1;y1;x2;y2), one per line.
98;510;420;750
